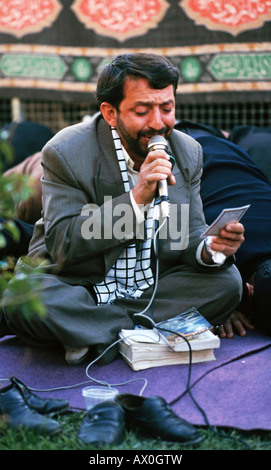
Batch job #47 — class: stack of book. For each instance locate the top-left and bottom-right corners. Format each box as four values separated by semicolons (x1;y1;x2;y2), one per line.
119;307;220;371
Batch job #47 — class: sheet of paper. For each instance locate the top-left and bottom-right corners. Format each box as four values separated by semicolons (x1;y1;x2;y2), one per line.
202;204;250;237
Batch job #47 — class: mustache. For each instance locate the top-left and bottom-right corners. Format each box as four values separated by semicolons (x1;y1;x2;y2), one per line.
139;128;170;138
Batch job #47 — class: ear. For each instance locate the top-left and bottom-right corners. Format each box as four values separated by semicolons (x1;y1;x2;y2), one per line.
246;282;254;296
100;102;117;127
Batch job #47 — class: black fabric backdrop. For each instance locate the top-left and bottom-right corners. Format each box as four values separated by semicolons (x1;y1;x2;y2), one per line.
0;0;270;103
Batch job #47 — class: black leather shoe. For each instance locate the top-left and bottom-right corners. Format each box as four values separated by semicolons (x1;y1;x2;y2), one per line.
10;377;69;415
116;393;202;445
0;383;62;435
77;401;125;447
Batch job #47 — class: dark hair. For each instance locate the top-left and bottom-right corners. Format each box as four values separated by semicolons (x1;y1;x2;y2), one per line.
252;259;271;334
96;53;180;109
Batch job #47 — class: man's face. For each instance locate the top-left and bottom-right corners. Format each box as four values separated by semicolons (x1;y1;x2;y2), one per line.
114;77;176;166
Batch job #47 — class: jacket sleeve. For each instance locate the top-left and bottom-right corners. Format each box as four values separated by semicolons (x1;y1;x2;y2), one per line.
40;137;138;282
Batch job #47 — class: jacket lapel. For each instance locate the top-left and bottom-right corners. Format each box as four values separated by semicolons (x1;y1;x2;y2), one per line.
94;118;125;206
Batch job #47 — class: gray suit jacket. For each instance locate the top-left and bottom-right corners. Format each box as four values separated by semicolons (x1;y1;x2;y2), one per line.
25;113;209;285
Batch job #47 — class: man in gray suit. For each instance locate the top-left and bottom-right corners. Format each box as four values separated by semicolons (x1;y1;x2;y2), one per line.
1;53;244;365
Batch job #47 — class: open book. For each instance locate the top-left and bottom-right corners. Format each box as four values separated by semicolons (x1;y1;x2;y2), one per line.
154;306;213;347
119;308;220;370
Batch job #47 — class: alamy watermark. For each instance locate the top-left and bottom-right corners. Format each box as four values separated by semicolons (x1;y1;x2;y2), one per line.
80;196;189;250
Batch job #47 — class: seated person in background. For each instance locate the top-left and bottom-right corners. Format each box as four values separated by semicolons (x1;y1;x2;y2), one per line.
3;152;43;225
0;152;43;260
1;121;54;172
0;217;34;260
228;125;271;183
0;120;53;259
1;53;244;365
175;120;271;338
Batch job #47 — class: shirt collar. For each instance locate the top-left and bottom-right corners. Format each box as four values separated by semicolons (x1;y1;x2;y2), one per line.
122;145;137;173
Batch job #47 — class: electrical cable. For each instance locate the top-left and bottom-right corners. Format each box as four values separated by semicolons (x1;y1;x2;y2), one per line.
155;324;252;450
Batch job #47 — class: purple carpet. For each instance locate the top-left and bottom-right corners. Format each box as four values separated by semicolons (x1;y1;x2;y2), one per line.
1;330;271;431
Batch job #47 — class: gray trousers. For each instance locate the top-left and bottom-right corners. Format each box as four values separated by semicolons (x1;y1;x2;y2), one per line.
3;262;242;362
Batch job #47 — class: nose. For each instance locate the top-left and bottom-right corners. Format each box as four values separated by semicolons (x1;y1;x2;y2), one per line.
149;107;164;131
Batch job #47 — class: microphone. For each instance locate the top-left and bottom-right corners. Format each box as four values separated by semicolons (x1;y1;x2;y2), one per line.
148;135;174;218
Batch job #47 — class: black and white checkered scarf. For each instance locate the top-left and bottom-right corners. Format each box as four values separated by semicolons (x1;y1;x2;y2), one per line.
93;127;154;304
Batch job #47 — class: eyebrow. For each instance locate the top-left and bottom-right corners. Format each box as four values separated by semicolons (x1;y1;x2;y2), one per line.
133;99;175;107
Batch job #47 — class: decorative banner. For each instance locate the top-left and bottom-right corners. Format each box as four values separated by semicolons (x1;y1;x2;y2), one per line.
0;54;68;80
71;0;170;41
180;0;271;36
0;0;270;103
208;53;271;81
0;0;62;38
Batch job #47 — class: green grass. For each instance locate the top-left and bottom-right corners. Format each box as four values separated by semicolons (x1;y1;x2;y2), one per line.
0;410;270;451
